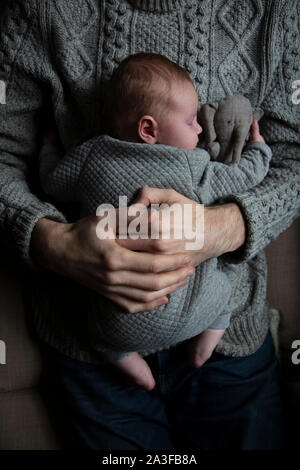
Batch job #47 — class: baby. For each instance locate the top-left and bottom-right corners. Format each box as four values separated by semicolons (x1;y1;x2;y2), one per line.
40;53;272;391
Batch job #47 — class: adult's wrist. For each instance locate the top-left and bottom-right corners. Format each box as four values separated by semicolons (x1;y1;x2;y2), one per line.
204;202;246;257
223;202;246;252
30;217;71;272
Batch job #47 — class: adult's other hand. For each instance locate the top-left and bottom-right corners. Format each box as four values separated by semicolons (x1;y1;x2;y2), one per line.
30;215;194;313
118;187;246;266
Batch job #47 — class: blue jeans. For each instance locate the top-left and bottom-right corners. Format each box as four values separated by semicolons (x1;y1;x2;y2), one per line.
40;331;285;450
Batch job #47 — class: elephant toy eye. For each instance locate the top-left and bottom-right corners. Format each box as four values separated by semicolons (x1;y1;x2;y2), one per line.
227;120;231;124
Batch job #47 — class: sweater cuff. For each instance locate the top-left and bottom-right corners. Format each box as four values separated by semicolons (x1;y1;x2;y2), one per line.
243;140;272;158
221;191;267;264
13;200;67;269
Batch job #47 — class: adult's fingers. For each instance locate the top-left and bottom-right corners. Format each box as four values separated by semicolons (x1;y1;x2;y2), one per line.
101;265;194;291
111;244;191;273
102;291;170;314
116;236;184;255
102;278;187;302
133;187;181;207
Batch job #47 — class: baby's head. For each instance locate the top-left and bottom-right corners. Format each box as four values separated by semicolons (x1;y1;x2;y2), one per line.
103;53;202;151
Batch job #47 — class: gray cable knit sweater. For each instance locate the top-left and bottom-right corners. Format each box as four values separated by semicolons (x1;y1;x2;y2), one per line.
39;136;272;357
0;0;299;363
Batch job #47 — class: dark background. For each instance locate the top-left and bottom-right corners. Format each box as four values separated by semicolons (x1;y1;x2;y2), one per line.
0;1;7;18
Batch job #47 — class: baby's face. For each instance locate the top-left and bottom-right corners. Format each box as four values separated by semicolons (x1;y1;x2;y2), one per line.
157;80;202;150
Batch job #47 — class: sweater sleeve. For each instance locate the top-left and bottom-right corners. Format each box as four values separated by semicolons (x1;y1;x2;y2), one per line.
222;3;300;263
193;142;272;205
39;141;91;201
0;0;66;267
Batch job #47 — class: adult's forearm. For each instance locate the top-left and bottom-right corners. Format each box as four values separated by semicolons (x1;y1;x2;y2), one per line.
0;159;66;266
30;218;70;271
186;202;246;267
0;0;68;265
203;203;246;256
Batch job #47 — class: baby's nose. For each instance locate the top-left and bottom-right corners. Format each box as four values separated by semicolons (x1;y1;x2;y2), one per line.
196;122;202;134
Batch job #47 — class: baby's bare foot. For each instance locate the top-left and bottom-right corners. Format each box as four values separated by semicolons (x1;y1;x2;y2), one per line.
187;329;225;368
115;352;156;391
188;339;212;368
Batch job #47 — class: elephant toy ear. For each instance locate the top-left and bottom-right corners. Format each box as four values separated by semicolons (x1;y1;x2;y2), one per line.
207;101;219;111
198;101;220;158
253;107;264;120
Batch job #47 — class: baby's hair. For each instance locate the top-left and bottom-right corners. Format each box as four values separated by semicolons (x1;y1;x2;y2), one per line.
102;52;194;141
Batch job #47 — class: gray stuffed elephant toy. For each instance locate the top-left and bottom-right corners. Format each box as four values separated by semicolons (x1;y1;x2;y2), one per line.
198;95;264;164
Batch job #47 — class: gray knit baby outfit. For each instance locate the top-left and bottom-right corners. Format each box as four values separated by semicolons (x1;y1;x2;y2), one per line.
40;136;272;358
0;0;299;363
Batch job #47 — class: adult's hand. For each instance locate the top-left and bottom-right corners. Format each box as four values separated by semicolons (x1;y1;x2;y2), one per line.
118;187;246;266
30;215;194;313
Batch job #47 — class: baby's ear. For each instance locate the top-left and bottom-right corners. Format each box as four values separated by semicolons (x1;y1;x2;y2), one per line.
253;107;264;120
138;115;158;144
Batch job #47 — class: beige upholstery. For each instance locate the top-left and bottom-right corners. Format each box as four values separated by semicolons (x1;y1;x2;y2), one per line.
265;217;300;347
0;249;61;450
0;218;299;449
265;218;300;448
